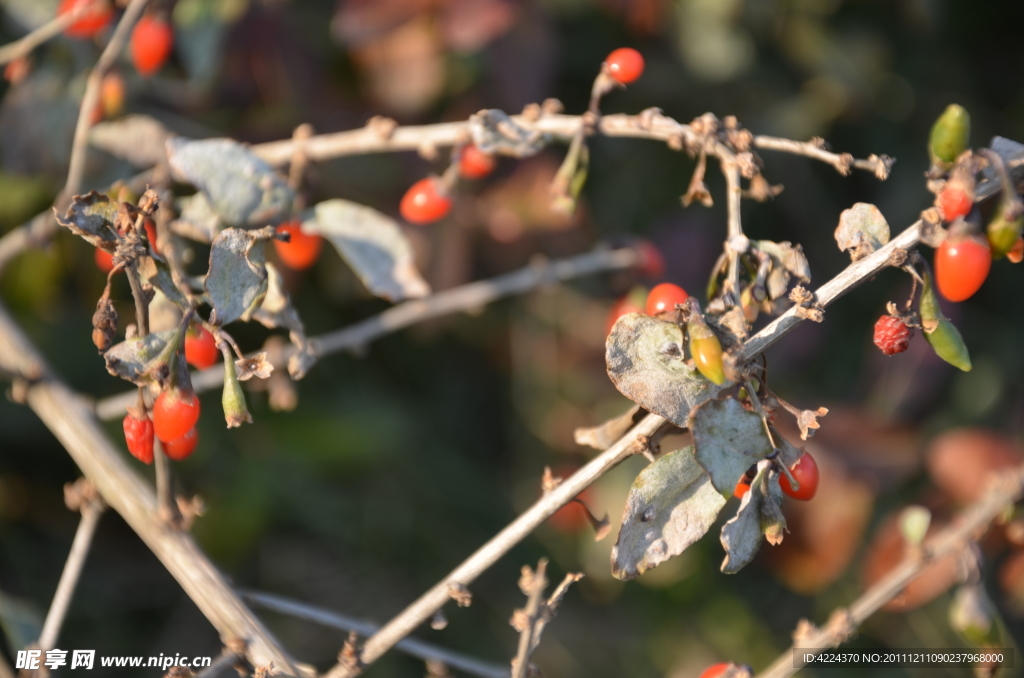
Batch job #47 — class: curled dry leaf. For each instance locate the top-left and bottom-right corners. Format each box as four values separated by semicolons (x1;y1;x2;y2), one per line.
235;352;272;381
753;240;811;300
468;109;545;157
103;330;178;384
205;228;272;326
689;397;774;497
137;256;190;310
166;137;294;226
89;115;172;168
720;463;786;573
252;262;316;379
304;199;430;302
54;192;120;248
795;407;828;440
605;314;723;428
573;403;643;450
611;446;727;580
835;203;890;261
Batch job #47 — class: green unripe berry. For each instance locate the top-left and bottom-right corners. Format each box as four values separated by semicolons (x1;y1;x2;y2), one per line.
929;104;971;165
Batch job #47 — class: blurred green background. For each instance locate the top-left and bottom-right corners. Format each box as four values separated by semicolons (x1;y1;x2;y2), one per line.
1;0;1024;676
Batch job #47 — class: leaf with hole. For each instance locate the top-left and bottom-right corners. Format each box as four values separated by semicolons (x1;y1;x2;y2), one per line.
690;397;774;497
606;314;724;427
166;137;293;226
304;199;430;302
612;446;727;580
205;227;272;326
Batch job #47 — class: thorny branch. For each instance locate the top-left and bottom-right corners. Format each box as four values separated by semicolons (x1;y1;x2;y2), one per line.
509;560;582;678
93;246;642;421
753;464;1024;678
36;479;105;652
244;591;508;678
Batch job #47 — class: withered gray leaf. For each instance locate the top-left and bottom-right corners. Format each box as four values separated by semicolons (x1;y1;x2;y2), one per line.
137;256;189;310
103;330;177;384
720;464;786;573
304;199;430;302
690;397;774;497
166;137;293;226
174;192;222;243
753;240;811;300
574;403;643;450
606;314;723;427
835;203;890;261
612;446;727;580
252;262;317;379
90;115;171;167
54;192;120;248
205;228;269;326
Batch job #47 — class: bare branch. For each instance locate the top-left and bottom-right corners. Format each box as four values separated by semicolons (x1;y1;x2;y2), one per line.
754;465;1024;678
0;302;302;675
64;0;151;198
753;136;894;180
723;159;744;304
94;246;641;421
243;591;509;678
37;480;105;651
0;0;105;67
510;560;548;678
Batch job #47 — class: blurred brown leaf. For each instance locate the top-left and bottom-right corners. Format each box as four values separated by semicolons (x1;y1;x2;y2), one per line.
926;428;1024;505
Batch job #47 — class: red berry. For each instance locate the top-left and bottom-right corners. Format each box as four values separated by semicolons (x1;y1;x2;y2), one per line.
122;412;154;464
645;282;689;316
184;326;219;370
733;478;751;499
130;15;174;77
937;186;972;222
273;220;323;270
935;236;991;302
162;427;198;461
100;71;125;118
699;664;732;678
604;47;644;85
546;467;594;533
458;145;495;180
635;240;665;278
4;57;30;84
152;388;200;442
1009;236;1024;264
873;315;912;356
144;218;160;255
58;0;113;39
606;287;648;335
400;178;452;225
781;453;819;501
95;247;114;273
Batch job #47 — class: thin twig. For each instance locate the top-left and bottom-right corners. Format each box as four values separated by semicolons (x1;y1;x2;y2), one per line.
0;0;105;66
37;485;105;651
194;647;244;678
243;591;509;678
93;246;641;421
0;301;302;675
510;560;548;678
752;136;894;180
754;464;1024;678
64;0;150;199
722;159;744;304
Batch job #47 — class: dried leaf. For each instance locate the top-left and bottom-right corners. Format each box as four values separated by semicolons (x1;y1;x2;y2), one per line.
205;228;270;326
174;192;222;243
252;263;315;379
720;465;786;572
103;330;177;384
835;203;890;261
761;469;787;546
468;109;546;158
611;447;727;580
89;115;172;167
304;199;430;302
54;191;120;248
166;137;294;226
137;256;189;310
690;397;774;497
606;314;724;427
796;407;829;440
753;240;811;300
573;404;643;450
